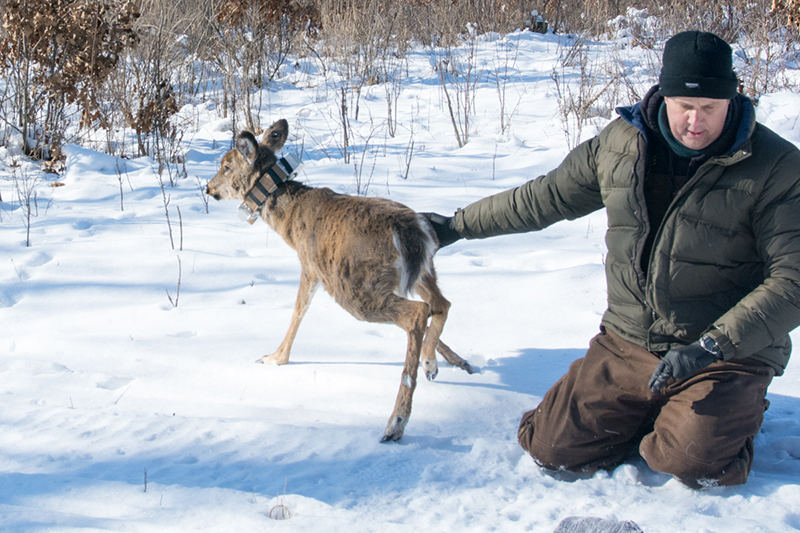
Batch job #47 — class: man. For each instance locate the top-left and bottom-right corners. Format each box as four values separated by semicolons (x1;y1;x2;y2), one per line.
425;31;800;488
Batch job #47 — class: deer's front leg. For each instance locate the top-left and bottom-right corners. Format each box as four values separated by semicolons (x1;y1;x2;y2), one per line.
257;270;319;365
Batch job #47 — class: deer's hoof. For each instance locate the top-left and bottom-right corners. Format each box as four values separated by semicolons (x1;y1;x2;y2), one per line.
381;416;405;443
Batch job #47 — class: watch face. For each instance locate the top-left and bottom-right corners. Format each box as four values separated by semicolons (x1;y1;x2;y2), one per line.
701;336;720;356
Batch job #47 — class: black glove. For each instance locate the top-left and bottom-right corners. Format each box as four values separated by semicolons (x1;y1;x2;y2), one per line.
648;340;721;392
421;212;462;248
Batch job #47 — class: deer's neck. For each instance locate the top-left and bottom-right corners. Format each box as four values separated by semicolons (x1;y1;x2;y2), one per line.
260;184;313;248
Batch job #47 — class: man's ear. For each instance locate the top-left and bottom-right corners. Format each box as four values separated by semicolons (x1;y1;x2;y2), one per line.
235;132;259;164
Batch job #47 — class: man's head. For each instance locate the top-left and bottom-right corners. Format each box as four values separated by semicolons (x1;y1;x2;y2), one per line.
663;96;730;151
659;31;737;150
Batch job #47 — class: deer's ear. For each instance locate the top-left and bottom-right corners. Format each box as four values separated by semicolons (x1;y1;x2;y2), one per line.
235;132;259;164
261;119;288;152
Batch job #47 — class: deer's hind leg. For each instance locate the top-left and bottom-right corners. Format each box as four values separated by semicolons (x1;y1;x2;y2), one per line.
380;296;429;442
415;271;473;380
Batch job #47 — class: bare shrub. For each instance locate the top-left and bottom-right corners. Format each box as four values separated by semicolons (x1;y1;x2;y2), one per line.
492;36;524;135
405;0;535;46
435;37;482;148
3;0;796;166
0;0;139;158
122;1;188;158
213;0;320;133
9;159;46;247
551;37;618;149
538;1;798;101
732;2;798;99
531;0;777;41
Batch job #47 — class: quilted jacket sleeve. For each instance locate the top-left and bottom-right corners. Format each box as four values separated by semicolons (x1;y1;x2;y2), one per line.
708;138;800;366
452;137;605;239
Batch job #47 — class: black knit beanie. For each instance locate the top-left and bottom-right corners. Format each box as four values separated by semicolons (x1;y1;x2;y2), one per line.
659;31;738;99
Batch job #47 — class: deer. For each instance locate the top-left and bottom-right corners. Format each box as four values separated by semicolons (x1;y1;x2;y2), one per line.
205;119;473;442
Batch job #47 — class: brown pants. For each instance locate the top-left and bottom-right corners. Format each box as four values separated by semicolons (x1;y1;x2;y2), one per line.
517;328;774;488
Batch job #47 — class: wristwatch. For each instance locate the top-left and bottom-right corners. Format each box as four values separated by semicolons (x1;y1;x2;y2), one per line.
699;334;723;360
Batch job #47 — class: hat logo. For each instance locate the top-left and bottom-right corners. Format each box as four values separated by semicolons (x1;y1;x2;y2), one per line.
685;82;700;89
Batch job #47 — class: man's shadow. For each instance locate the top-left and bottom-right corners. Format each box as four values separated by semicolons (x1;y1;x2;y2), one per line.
487;347;583;397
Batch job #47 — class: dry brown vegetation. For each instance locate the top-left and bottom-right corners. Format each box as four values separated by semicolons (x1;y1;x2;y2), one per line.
0;0;795;162
0;0;138;157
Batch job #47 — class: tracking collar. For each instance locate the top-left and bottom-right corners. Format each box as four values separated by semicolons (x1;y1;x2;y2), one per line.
238;153;303;224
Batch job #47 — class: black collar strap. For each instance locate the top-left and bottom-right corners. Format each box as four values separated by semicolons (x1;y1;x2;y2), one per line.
238;154;303;224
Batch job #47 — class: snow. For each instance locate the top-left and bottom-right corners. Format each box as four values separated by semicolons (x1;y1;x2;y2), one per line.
2;30;800;532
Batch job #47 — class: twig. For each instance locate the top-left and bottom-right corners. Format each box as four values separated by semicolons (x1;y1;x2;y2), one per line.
438;65;463;148
177;206;183;251
196;175;209;214
340;86;350;164
159;178;174;250
166;255;182;308
269;479;292;520
10;259;23;281
492;143;498;180
115;158;128;211
402;137;414;180
115;384;132;405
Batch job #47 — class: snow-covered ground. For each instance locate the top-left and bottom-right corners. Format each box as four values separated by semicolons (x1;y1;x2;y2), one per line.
2;30;800;532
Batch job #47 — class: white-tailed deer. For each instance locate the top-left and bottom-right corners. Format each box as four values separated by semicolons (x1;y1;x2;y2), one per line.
206;119;473;442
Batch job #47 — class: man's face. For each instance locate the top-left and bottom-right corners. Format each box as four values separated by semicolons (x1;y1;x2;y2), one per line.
664;96;730;150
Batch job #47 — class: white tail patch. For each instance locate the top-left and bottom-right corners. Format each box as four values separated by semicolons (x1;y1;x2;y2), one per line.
393;232;410;298
392;217;437;299
417;213;438;277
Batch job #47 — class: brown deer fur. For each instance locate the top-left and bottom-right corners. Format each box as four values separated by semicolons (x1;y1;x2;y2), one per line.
206;119;472;442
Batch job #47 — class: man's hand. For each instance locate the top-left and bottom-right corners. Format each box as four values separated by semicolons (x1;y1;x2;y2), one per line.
421;212;462;248
648;340;721;392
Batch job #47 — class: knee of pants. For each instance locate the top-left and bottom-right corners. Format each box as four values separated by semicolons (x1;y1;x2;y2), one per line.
517;408;568;470
518;410;536;452
517;408;626;473
517;409;558;467
639;431;753;488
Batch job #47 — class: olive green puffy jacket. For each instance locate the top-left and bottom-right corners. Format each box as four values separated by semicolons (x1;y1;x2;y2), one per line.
453;98;800;374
